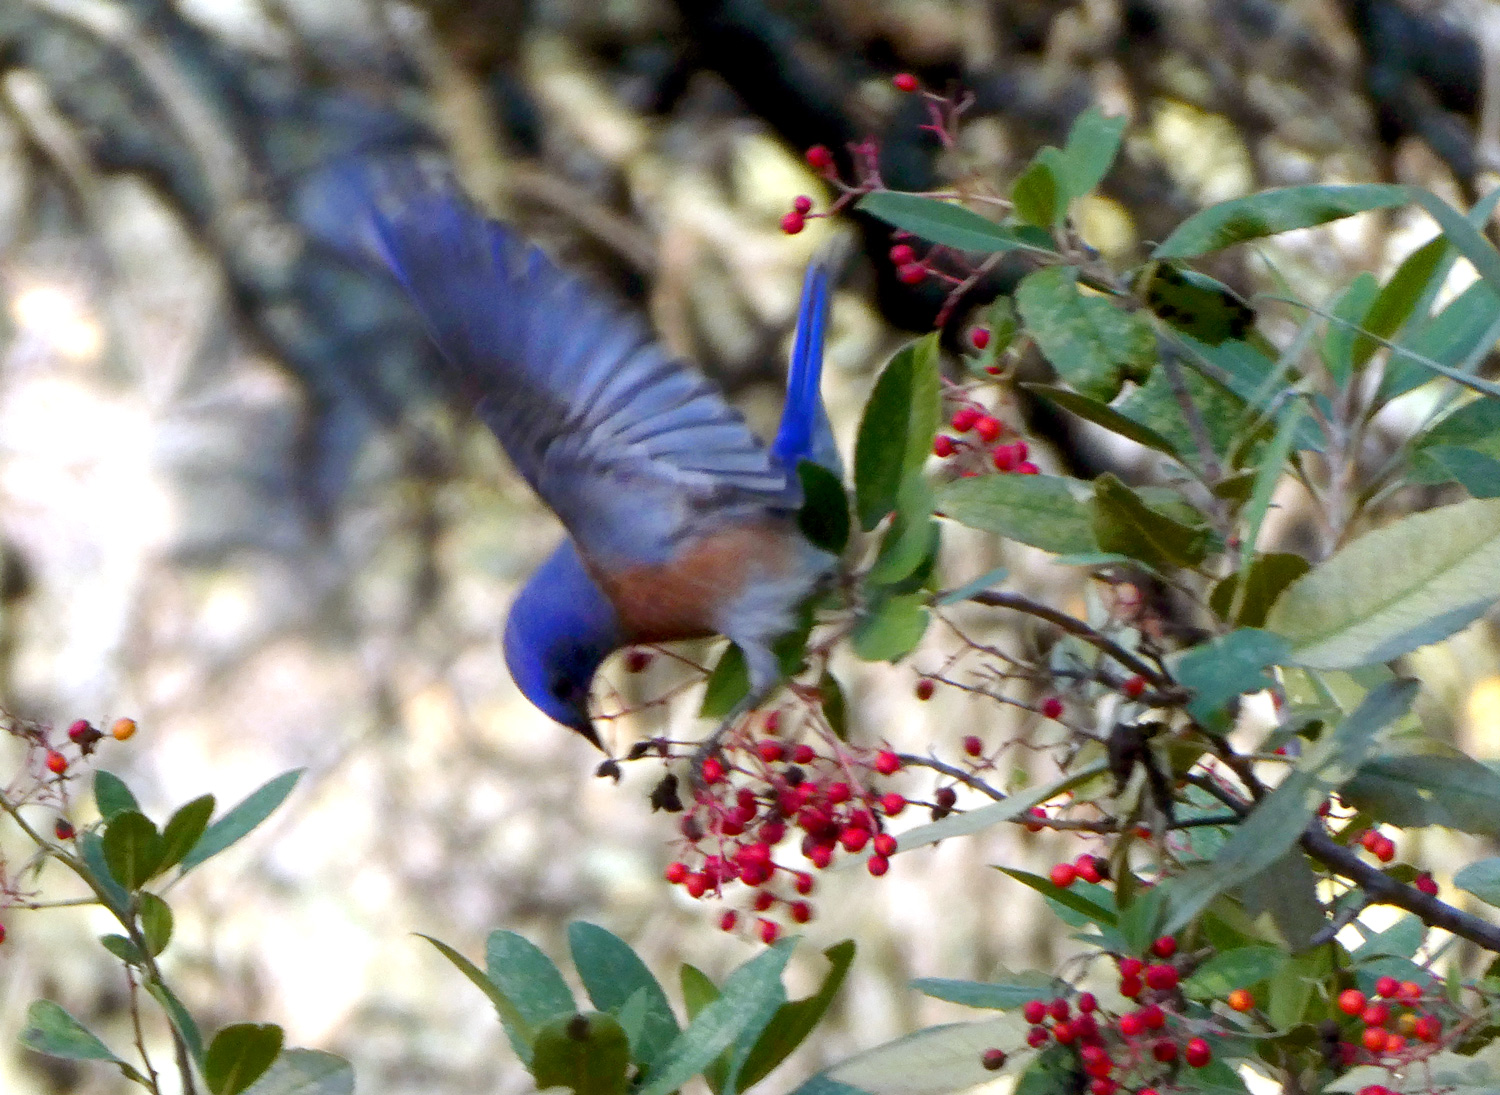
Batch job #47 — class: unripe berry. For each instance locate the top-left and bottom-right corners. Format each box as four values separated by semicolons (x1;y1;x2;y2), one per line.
792;195;813;215
874;751;901;775
781;211;806;235
1023;1000;1047;1024
1150;935;1177;958
1041;696;1064;719
1185;1037;1211;1068
45;750;67;775
962;735;983;757
974;415;1002;443
1375;975;1400;998
720;910;738;931
1122;675;1146;699
1049;862;1078;888
1338;988;1366;1015
892;72;919;92
889;243;916;266
1227;988;1254;1012
932;435;956;458
971;327;991;350
914;678;935;700
867;854;889;877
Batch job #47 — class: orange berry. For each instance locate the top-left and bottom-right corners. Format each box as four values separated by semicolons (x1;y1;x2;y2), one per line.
44;750;67;775
1227;988;1254;1012
1362;1027;1389;1054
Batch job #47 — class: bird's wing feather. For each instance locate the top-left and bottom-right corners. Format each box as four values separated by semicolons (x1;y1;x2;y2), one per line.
360;165;796;566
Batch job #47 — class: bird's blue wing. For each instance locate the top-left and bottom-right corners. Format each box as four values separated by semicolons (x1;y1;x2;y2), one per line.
771;252;839;475
356;164;797;567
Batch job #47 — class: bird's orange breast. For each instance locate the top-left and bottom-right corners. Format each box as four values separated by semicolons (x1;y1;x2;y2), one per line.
590;520;800;644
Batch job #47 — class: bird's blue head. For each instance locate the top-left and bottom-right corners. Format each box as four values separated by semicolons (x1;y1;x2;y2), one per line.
502;539;625;749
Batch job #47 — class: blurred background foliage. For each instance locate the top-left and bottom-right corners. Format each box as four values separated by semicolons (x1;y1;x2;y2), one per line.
1;0;1499;1092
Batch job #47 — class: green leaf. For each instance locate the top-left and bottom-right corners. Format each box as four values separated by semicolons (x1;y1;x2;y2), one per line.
180;770;303;872
1415;396;1500;494
76;831;131;915
1113;363;1246;467
1160;679;1417;934
896;762;1111;851
1141;265;1256;345
636;941;793;1095
788;1017;1018;1095
420;934;534;1063
531;1013;630;1095
699;620;814;719
1264;498;1500;668
1420;446;1500;498
20;1000;127;1064
1407;187;1500;298
158;795;215;875
797;462;850;554
1174;629;1290;727
856;192;1048;255
1352;235;1447;370
240;1049;353;1095
851;592;929;662
819;669;848;740
145;982;204;1067
1057;108;1126;201
866;478;939;587
1012;149;1064;227
998;868;1118;928
1023;383;1181;459
938;473;1099;554
1211;552;1310;628
1183;946;1287;999
1239;402;1306;565
734;940;856;1091
934;566;1010;606
1152;184;1409;258
139;892;173;956
100;933;146;965
680;964;719;1022
1016;266;1156;401
487;930;578;1034
1380;279;1500;403
567;923;679;1073
1454;858;1500;907
205;1024;284;1095
1267;950;1330;1030
1343;752;1500;838
913;968;1061;1010
1320;272;1380;382
854;334;941;530
101;811;164;891
1090;474;1209;570
94;771;138;822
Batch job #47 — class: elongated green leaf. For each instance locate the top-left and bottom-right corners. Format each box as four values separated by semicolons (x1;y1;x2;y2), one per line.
1174;629;1290;727
1113;364;1245;465
1161;679;1417;934
94;771;138;821
1153;184;1409;258
1421;447;1500;498
854;335;941;529
1017;266;1155;401
897;763;1111;851
1352;235;1447;369
206;1025;283;1095
866;479;938;587
1212;553;1310;628
1142;265;1257;345
938;474;1098;554
1240;403;1305;564
180;770;303;872
1183;946;1287;999
798;462;850;554
787;1018;1019;1095
1418;396;1500;464
851;592;928;662
1321;272;1380;382
680;964;719;1022
636;942;793;1095
101;811;164;891
100;934;146;965
1454;858;1500;907
158;795;215;875
913;969;1060;1010
567;923;679;1073
1407;187;1500;298
1343;751;1500;838
146;982;204;1067
1380;279;1500;403
420;934;533;1062
20;1000;127;1064
487;931;577;1033
734;941;855;1091
1090;474;1209;570
531;1013;630;1095
241;1049;353;1095
76;831;131;915
1058;108;1126;201
1264;498;1500;668
856;192;1047;255
139;892;173;956
1024;383;1180;458
934;566;1010;606
1012;149;1065;227
998;868;1118;928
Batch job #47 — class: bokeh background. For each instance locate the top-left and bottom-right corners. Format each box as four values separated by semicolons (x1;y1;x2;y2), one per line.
2;0;1500;1092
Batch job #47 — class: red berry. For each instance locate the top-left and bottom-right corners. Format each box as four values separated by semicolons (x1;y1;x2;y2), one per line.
1228;988;1254;1012
1151;935;1177;958
1048;997;1070;1022
1375;836;1396;862
867;854;890;877
1385;1033;1406;1053
839;827;870;853
1145;964;1178;991
1118;1012;1144;1037
828;781;853;804
1416;872;1438;896
757;740;785;763
1362;1003;1389;1027
1152;1039;1176;1063
1359;829;1379;851
789;900;812;924
1049;863;1078;888
1362;1027;1388;1054
1023;1000;1047;1024
1011;440;1029;461
685;873;709;898
45;750;67;775
1122;676;1146;699
1052;1021;1075;1044
880;793;906;817
1375;976;1400;998
992;444;1019;472
915;678;935;701
1140;1090;1159;1095
792;195;813;215
0;923;6;944
981;1047;1006;1071
1119;975;1142;998
720;910;739;931
1077;992;1097;1013
1118;957;1144;978
1338;988;1366;1015
808;844;833;869
1024;807;1046;832
1414;1015;1441;1042
874;750;901;775
625;648;652;673
897;262;926;285
971;327;991;350
781;211;806;235
1140;1003;1166;1029
1018;461;1040;474
951;407;979;432
892;72;919;92
1398;981;1422;1002
1090;1079;1116;1095
1075;855;1101;884
932;435;956;458
873;833;898;857
1185;1037;1211;1068
974;415;1002;443
791;743;816;764
889;243;916;266
759;919;780;944
665;861;689;884
963;735;983;757
805;145;834;170
66;719;93;743
54;819;75;841
1041;696;1064;719
701;757;725;784
1026;1025;1049;1048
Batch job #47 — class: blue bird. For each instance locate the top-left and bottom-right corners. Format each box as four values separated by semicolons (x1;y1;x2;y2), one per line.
360;168;838;750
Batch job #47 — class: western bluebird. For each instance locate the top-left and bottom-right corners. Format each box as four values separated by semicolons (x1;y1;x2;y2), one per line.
360;167;838;751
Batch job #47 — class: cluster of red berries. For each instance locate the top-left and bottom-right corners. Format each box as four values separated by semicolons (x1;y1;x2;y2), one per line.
1353;828;1397;863
1016;941;1215;1094
888;241;929;286
933;404;1040;475
781;194;816;236
662;731;907;941
1048;853;1109;888
1335;979;1444;1062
